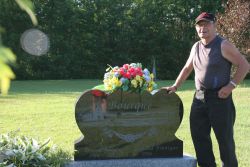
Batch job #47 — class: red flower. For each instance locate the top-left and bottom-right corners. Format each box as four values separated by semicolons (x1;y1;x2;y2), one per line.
128;67;135;72
124;72;131;79
119;68;125;76
91;90;106;97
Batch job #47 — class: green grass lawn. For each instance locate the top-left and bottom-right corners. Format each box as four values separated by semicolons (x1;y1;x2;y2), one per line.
0;79;250;166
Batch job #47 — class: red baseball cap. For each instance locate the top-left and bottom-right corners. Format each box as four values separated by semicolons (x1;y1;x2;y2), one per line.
195;12;216;24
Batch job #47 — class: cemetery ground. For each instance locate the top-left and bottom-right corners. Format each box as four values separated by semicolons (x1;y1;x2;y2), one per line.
0;79;249;166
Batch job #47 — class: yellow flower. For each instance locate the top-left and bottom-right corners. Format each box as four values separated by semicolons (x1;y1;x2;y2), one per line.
104;83;112;90
131;79;138;88
135;75;141;81
150;73;154;80
111;77;122;87
139;80;143;87
147;86;153;92
116;79;122;87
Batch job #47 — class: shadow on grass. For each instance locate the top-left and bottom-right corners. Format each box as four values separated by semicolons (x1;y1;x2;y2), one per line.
7;79;250;95
9;80;103;94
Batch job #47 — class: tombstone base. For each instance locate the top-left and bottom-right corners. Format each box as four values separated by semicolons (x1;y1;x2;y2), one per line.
74;138;183;160
64;154;197;167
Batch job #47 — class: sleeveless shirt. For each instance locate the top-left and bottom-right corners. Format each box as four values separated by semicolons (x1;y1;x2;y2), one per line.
193;35;232;90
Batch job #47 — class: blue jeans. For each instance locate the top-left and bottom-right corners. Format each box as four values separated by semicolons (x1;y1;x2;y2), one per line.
190;90;238;167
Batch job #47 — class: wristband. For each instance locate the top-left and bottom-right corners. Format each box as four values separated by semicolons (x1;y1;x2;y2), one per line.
230;80;237;88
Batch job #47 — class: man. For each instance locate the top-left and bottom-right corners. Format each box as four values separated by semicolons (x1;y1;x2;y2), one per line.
163;12;250;167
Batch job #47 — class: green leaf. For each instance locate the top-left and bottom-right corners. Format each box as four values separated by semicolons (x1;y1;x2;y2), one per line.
92;84;106;91
106;64;113;72
122;85;129;91
0;47;16;63
0;26;5;33
0;47;16;95
39;138;50;150
15;0;38;25
0;62;15;95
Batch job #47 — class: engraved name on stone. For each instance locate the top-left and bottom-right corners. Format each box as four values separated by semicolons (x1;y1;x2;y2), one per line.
152;146;180;151
108;102;151;112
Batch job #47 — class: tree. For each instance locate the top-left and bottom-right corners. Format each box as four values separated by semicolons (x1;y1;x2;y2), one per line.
0;0;37;95
1;0;228;80
216;0;250;57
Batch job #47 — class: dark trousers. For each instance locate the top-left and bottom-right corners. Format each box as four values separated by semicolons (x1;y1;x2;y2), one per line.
190;90;238;167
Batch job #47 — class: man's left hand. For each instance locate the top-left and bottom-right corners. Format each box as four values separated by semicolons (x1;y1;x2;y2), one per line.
218;84;235;99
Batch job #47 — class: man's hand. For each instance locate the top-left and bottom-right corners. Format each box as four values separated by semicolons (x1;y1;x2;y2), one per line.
161;85;177;94
218;83;235;99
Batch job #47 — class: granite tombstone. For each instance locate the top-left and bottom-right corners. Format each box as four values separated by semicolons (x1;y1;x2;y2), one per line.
74;89;183;160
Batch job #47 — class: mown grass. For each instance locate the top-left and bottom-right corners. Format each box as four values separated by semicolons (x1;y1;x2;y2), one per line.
0;79;249;166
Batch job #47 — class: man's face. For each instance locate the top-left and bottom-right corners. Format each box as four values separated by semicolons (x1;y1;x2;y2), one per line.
195;20;216;39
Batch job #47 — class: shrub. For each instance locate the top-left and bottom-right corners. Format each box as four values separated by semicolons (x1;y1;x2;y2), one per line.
0;132;71;167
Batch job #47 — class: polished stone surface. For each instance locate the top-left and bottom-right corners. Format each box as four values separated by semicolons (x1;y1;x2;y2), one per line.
65;154;196;167
75;89;183;160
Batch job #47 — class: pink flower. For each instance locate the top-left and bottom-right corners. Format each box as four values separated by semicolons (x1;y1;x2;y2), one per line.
123;64;129;70
135;68;143;76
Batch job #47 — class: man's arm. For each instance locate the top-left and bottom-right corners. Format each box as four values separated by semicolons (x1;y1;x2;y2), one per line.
162;43;196;92
219;40;250;98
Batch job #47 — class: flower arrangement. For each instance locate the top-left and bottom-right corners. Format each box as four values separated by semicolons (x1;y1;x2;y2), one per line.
103;63;157;93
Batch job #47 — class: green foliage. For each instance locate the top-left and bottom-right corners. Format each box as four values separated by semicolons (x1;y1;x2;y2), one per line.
15;0;38;25
0;0;37;95
0;46;16;95
0;0;229;80
0;132;71;167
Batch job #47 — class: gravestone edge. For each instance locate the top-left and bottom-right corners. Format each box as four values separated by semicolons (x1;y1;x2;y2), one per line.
64;154;197;167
